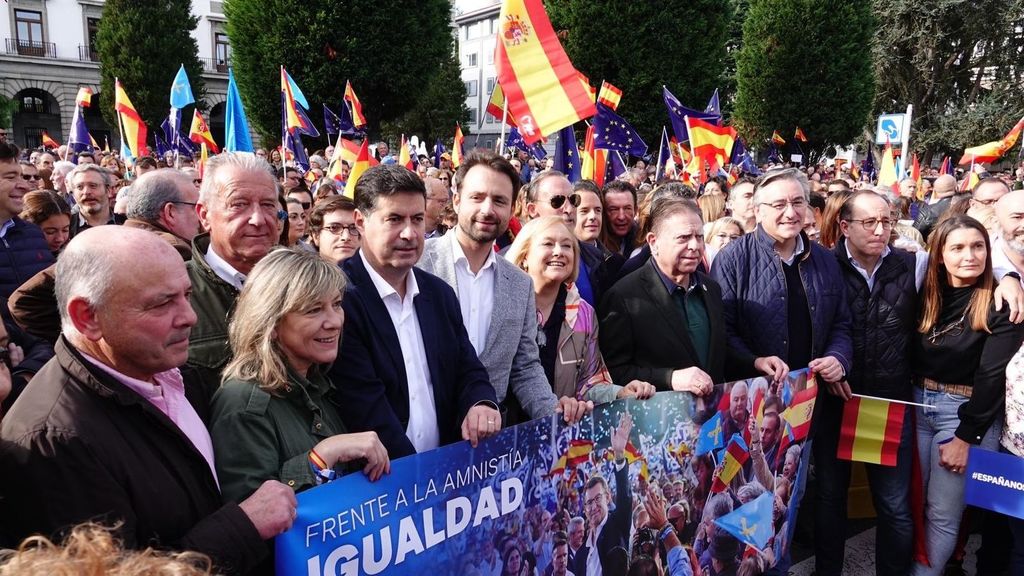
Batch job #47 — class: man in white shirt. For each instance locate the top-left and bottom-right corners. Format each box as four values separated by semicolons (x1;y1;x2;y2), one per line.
330;165;501;458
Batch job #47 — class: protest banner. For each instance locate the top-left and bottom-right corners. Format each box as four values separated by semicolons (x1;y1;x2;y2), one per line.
276;369;818;575
965;446;1024;520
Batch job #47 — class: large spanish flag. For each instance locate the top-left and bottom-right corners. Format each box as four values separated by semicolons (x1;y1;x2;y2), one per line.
495;0;595;144
837;396;905;466
686;116;737;168
114;79;148;159
959;115;1024;165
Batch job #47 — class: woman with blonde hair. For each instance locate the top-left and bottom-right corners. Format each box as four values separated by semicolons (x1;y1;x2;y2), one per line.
505;216;655;404
697;193;725;224
704;216;744;266
209;248;389;506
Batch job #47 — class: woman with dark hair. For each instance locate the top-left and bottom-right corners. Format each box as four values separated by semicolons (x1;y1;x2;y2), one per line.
19;190;71;256
910;215;1024;575
818;189;853;249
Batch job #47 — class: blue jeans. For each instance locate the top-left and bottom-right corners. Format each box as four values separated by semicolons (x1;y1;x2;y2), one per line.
910;387;1002;576
813;394;913;576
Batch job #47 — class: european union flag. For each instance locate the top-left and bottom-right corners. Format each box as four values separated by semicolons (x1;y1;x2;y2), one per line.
433;138;445;168
553;126;580;183
663;86;720;144
767;143;782;164
530;141;547;160
323;103;362;138
606;150;627;181
323;104;342;135
705;88;721;117
730;137;761;176
593;103;647;157
695;412;724;457
285;131;310;171
506;126;529;154
280;94;320;139
154;133;171;157
715;492;774;549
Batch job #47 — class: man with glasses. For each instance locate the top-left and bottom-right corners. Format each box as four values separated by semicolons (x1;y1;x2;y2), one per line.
710;167;852;575
67;164;121;238
523;171;623;306
19;162;44;190
123;169;202;260
967;177;1011;234
812;191;921;576
0;142;54;299
287;187;314;219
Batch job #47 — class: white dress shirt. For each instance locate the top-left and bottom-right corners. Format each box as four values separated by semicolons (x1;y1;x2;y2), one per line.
359;251;440;452
451;239;496;355
205;244;247;290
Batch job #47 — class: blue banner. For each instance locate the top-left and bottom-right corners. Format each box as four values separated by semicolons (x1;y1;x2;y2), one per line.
965;446;1024;519
276;370;818;575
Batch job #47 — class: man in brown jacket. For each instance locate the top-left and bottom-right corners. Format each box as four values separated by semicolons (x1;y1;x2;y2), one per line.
0;226;296;573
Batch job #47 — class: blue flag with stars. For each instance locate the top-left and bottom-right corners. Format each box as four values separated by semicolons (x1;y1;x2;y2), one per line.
433;138;446;168
663;86;720;144
506;126;529;154
715;492;774;549
530;141;547;160
705;88;721;117
593;103;647;157
606;151;627;181
695;412;724;457
730;137;761;176
553;126;580;183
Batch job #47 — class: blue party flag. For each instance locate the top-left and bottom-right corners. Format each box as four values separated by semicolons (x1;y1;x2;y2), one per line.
169;64;196;109
715;492;774;549
695;412;725;457
225;69;254;153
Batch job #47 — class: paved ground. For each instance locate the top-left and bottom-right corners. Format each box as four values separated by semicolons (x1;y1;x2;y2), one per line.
788;528;982;576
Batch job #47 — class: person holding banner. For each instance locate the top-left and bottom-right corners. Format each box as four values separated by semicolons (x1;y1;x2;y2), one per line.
911;215;1024;576
209;248;390;508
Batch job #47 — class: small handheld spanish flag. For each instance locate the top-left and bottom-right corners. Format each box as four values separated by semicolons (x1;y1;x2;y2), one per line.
794;126;808;142
343;80;367;129
41;132;60;149
771;130;786;146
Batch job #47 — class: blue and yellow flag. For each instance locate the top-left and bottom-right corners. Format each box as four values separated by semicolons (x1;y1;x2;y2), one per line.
715;492;774;549
695;412;724;457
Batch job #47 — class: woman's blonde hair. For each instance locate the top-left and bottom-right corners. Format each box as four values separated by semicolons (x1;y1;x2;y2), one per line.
697;193;726;223
0;523;215;575
223;247;347;392
505;216;580;284
704;216;744;244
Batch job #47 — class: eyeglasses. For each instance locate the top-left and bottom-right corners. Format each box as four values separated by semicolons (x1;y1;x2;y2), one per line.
845;218;894;231
549;193;581;209
323;223;360;238
192;179;202;185
972;197;999;206
21;174;41;181
439;177;450;182
171;201;198;208
759;198;807;211
583;492;605;509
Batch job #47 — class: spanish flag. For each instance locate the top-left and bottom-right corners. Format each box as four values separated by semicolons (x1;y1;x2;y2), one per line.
281;67;317;136
712;434;750;493
452;124;465;168
794;126;808;142
398;134;413;170
75;87;94;108
566;439;595;467
597;81;623;111
486;83;516;127
686;116;736;168
114;79;148;159
771;130;786;146
959;115;1024;165
911;154;924;201
494;0;596;144
343;139;371;199
878;139;898;189
837;396;905;466
189;109;219;153
781;378;817;442
41;132;60;149
580;124;606;187
344;80;367;129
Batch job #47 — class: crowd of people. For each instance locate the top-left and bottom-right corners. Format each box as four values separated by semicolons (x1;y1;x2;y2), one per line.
0;133;1023;576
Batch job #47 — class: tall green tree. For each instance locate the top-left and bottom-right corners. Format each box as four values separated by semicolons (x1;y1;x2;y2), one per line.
733;0;875;160
547;0;732;148
96;0;205;139
225;0;467;147
873;0;1024;164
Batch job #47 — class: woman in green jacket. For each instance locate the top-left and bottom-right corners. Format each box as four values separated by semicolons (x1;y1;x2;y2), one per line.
209;247;390;504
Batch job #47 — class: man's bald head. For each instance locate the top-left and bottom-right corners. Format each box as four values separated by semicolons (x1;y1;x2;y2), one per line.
933;174;957;198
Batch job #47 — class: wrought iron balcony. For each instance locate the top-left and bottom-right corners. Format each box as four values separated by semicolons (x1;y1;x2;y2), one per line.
5;38;57;58
199;57;230;74
78;45;99;62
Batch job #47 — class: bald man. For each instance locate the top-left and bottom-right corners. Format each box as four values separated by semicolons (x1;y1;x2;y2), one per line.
0;226;296;573
913;173;957;240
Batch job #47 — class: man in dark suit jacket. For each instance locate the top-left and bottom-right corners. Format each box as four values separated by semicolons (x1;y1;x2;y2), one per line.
599;198;725;394
329;165;500;459
574;412;634;576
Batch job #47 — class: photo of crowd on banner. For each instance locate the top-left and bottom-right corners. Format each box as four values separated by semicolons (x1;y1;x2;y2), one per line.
431;369;818;576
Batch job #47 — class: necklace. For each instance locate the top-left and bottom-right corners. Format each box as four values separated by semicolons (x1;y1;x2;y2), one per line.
929;313;966;345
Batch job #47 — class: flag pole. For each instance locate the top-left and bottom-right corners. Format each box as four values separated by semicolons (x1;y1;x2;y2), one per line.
114;78;129;171
280;66;287;185
499;96;509;157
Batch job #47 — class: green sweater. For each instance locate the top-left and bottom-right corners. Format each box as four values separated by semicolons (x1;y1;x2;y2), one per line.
209;366;351;504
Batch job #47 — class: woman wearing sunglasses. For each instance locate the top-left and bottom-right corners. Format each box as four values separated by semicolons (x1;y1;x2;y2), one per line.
911;215;1024;575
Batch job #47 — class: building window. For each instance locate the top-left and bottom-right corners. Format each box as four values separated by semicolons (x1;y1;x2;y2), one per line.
487;46;495;64
23;128;45;150
468;108;478;124
20;95;48;114
467;22;480;40
465;80;478;97
466;52;478;67
489;17;498;35
15;10;44;46
215;33;231;71
486;113;496;124
486;77;495;94
485;139;493;150
86;18;101;61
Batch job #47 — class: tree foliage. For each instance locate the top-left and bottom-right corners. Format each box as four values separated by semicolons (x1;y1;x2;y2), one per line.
733;0;875;160
96;0;205;138
225;0;467;147
872;0;1024;164
547;0;732;150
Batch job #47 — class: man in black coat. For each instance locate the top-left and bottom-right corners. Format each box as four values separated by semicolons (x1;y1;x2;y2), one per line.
913;173;957;240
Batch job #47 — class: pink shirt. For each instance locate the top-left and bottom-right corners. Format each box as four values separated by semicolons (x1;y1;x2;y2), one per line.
82;354;219;486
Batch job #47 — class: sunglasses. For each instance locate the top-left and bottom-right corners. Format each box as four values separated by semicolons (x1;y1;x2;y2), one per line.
299;201;311;209
549;193;581;209
22;174;41;181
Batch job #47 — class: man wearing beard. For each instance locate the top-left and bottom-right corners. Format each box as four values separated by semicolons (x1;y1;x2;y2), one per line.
418;150;590;427
67;164;122;239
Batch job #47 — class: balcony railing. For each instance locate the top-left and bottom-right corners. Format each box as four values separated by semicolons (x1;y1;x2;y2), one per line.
5;38;57;58
78;45;99;62
199;57;230;73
